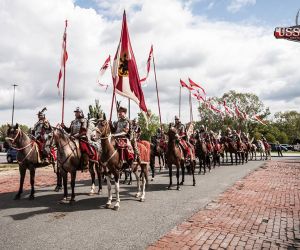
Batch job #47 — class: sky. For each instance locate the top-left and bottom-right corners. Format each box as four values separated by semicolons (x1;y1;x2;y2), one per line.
0;0;300;127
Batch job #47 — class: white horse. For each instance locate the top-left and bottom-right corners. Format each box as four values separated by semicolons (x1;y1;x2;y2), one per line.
256;140;271;160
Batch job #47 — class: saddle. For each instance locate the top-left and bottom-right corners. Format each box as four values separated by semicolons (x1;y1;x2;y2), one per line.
79;140;99;162
115;138;134;162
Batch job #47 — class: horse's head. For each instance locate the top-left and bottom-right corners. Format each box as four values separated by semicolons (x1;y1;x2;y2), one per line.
167;125;178;141
44;126;63;153
5;123;21;146
95;113;110;139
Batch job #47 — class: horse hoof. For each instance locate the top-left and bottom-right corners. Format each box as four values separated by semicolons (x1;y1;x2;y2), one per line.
69;199;75;205
29;195;35;200
105;203;112;209
59;198;69;204
151;178;154;181
98;190;102;195
193;182;196;186
167;186;171;190
54;186;62;192
177;186;181;191
128;182;132;185
14;194;21;200
113;205;120;211
179;182;184;185
140;197;145;202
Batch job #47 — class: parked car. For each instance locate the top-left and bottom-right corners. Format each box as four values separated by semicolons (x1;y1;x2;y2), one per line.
6;148;17;163
269;143;288;152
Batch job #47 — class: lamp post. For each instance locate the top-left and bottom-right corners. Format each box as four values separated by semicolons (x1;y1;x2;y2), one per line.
11;84;18;125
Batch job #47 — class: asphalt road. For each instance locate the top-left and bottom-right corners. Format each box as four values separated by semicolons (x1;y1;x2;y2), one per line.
0;153;6;163
0;160;265;250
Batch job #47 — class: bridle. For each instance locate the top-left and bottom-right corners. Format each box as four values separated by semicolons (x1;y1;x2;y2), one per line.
6;127;21;144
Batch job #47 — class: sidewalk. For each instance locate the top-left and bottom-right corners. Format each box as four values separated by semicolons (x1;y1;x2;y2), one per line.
148;160;300;250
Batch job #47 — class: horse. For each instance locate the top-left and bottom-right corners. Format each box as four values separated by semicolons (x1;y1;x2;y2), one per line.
165;126;195;190
5;123;58;200
44;127;101;203
195;137;211;174
256;140;271;160
95;115;150;210
220;136;239;165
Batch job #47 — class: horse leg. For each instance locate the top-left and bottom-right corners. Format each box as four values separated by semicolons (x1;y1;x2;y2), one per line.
105;175;113;209
29;168;35;200
150;153;155;181
207;155;211;173
96;164;102;194
70;171;76;202
139;164;147;202
14;166;26;200
128;170;132;185
60;169;68;202
176;163;181;191
192;160;196;186
168;163;172;190
89;162;96;196
113;175;120;210
54;168;62;192
198;156;202;174
134;169;141;198
158;154;162;171
180;161;184;185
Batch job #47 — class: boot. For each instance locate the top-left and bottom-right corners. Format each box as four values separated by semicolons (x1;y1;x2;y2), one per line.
82;153;89;172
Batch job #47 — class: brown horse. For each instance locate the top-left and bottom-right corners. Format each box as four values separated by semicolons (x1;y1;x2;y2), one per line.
44;127;101;203
221;136;239;165
165;126;195;190
195;137;211;174
95;115;149;209
5;124;58;200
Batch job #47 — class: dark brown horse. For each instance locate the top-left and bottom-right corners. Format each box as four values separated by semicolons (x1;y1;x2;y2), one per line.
44;127;101;203
95;115;149;209
165;126;195;190
5;124;57;200
195;137;211;174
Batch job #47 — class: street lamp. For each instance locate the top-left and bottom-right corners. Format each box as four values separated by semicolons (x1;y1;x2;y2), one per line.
11;84;18;125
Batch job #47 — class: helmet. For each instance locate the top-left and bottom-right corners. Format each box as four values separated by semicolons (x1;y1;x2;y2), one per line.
37;107;47;119
174;115;180;121
74;107;84;117
117;106;127;113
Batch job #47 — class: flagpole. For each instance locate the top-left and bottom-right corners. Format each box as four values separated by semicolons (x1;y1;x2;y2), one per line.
152;52;162;127
109;56;116;122
179;86;182;119
189;91;193;122
128;98;131;119
61;20;67;124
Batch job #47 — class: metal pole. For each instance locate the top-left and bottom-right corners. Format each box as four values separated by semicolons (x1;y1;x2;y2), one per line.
189;91;193;122
128;98;131;119
61;20;67;124
109;56;116;122
152;53;162;127
179;86;182;119
11;84;18;125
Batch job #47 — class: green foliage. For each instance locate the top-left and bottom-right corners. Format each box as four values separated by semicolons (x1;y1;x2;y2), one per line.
137;111;160;141
88;99;103;120
0;124;30;141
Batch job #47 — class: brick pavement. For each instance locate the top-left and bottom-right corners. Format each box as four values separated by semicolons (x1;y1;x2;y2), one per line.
0;166;91;194
148;160;300;250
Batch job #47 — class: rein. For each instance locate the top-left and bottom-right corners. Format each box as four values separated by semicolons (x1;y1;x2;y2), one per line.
5;127;21;144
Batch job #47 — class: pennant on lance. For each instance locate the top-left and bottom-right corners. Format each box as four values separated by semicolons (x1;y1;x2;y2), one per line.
97;55;111;91
188;78;206;96
112;11;148;113
57;20;68;89
180;79;194;91
140;45;153;83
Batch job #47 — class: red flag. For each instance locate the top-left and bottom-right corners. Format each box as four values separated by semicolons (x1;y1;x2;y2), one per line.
192;91;205;101
140;45;153;83
188;78;206;95
180;79;194;90
57;20;68;88
223;100;233;116
112;11;148;113
97;55;111;91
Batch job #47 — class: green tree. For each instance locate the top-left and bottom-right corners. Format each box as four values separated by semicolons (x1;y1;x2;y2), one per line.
0;124;30;141
137;111;160;141
88;99;103;120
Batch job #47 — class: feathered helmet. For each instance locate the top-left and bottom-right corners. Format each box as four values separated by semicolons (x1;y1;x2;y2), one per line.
37;107;47;118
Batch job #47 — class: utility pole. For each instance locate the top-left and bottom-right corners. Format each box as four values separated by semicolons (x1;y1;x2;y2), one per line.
11;84;18;125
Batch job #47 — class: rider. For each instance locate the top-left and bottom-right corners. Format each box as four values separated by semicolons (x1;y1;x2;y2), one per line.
110;106;134;163
174;116;191;158
241;131;249;143
32;107;51;164
61;107;91;172
130;118;141;162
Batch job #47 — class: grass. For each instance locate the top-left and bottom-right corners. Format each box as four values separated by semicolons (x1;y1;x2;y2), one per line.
0;163;18;171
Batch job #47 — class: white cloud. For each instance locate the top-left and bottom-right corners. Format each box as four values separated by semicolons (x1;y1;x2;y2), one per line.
227;0;256;13
0;0;299;127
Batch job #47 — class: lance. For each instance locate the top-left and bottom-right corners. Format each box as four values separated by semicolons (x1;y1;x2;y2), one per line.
61;20;67;124
152;49;162;128
189;91;193;122
179;85;182;119
109;56;116;122
128;98;131;119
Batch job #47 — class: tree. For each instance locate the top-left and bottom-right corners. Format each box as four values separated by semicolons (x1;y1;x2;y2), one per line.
88;99;103;120
0;124;30;142
137;111;160;141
